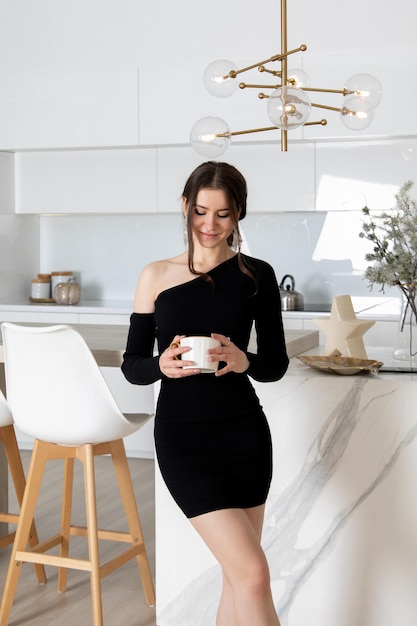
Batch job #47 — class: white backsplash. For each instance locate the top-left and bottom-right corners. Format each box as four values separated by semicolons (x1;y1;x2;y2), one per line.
38;209;398;305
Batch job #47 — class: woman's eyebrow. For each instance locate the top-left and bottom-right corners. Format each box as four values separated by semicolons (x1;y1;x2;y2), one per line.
195;203;229;211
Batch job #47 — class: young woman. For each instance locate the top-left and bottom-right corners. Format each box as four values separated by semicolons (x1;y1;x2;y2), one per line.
122;161;289;625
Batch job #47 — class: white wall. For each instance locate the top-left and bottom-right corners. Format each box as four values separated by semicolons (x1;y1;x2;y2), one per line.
0;0;414;73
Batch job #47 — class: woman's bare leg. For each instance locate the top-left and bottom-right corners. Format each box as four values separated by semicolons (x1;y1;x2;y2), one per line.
214;506;266;626
190;505;281;626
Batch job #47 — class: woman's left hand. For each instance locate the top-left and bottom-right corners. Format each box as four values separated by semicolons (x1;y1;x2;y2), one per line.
209;333;250;377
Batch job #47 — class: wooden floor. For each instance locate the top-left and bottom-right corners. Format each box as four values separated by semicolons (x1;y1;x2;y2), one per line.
0;450;156;626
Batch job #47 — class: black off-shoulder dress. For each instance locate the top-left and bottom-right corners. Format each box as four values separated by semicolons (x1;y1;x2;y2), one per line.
122;255;288;518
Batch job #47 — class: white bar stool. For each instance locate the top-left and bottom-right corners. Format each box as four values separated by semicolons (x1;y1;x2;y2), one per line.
0;390;46;583
0;323;155;626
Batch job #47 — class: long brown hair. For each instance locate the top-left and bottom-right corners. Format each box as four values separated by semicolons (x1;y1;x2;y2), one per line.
182;161;256;289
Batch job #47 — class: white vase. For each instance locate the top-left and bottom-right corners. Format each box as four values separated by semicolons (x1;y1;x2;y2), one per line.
393;287;417;360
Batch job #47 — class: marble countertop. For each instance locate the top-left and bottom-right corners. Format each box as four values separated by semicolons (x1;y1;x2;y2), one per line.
0;295;402;321
0;323;320;366
291;344;417;380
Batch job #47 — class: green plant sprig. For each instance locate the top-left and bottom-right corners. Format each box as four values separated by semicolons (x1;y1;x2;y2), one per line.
359;180;417;293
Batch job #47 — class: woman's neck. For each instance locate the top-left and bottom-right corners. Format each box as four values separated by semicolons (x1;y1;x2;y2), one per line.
190;246;236;273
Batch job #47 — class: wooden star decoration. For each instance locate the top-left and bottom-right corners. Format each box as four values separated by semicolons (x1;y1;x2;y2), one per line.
313;295;375;359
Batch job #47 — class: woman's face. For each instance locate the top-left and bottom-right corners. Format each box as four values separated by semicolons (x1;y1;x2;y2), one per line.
184;188;234;250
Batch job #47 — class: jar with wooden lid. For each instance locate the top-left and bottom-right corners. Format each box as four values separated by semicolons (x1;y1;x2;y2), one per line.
31;277;51;300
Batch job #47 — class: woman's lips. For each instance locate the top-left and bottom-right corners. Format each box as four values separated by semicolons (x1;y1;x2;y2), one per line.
200;231;218;239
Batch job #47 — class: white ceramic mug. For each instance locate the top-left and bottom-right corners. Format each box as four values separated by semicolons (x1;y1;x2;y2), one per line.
180;336;221;373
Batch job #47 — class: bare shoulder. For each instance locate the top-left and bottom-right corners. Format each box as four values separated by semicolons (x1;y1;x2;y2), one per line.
133;255;189;312
133;260;167;312
139;259;168;283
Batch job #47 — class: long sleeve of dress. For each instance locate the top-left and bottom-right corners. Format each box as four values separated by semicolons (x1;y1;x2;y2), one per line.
245;261;289;383
121;312;162;385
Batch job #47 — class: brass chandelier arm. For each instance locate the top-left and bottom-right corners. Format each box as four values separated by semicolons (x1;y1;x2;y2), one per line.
304;119;328;127
226;45;307;79
311;102;345;113
239;82;281;90
259;67;282;76
218;124;289;153
301;86;355;96
215;126;280;138
214;118;327;139
242;83;356;96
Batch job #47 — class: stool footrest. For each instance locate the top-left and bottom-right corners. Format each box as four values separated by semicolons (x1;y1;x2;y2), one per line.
16;550;93;572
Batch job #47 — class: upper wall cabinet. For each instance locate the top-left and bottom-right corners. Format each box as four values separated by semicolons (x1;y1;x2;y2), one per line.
301;50;417;141
0;69;139;150
139;49;416;147
155;144;315;213
0;48;415;153
15;149;157;214
138;64;303;146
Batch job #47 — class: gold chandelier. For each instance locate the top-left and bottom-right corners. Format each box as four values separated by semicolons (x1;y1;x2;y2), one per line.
190;0;382;155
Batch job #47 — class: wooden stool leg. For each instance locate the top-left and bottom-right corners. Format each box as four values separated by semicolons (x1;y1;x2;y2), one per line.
0;440;47;626
58;457;75;592
81;444;103;626
2;425;46;584
110;439;155;606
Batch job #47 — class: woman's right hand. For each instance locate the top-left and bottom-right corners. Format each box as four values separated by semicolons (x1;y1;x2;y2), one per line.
159;335;200;378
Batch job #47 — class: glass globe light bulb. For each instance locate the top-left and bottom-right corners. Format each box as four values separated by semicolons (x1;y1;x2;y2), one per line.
340;96;375;131
344;73;382;109
203;60;239;98
287;68;310;88
190;116;231;157
267;86;311;130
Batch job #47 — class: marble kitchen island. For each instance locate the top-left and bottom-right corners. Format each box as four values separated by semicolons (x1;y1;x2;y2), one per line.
155;351;417;626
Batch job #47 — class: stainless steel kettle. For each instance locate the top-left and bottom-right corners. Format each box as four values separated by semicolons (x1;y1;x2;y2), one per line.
279;274;304;311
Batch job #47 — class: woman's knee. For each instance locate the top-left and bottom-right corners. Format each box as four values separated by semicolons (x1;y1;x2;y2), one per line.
249;558;271;595
231;552;271;599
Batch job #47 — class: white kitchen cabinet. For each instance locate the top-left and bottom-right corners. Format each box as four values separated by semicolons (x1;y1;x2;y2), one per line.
302;49;417;141
314;138;417;212
0;69;139;150
156;143;315;213
138;64;303;147
0;152;14;214
142;49;416;148
155;148;206;212
15;149;157;214
78;313;131;325
225;143;315;212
